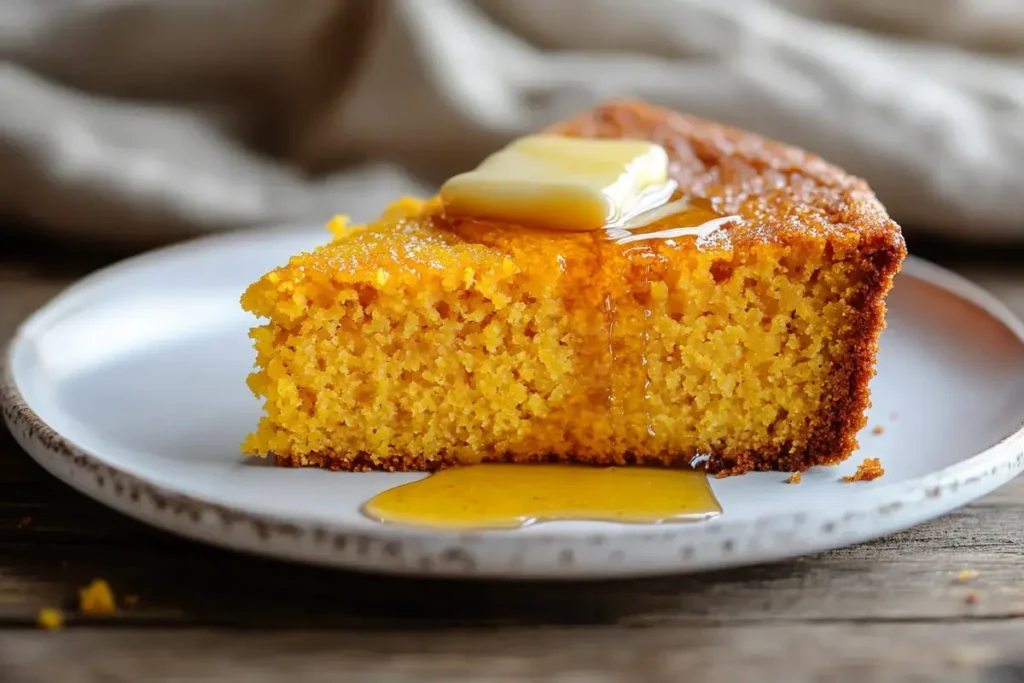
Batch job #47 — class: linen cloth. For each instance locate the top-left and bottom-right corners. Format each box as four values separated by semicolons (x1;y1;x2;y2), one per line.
2;0;1022;245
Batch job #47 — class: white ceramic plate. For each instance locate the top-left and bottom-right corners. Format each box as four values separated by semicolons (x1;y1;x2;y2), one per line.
3;227;1024;579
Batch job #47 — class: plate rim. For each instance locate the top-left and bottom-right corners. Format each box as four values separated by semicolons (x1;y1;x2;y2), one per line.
3;229;1024;579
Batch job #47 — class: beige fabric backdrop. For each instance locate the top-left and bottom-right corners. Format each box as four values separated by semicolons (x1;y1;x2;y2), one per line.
1;0;1023;245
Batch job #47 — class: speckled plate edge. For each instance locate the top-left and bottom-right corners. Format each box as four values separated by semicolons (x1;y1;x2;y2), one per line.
3;247;1024;580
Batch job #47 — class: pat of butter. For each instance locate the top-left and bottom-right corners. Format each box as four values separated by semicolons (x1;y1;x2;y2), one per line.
440;135;671;232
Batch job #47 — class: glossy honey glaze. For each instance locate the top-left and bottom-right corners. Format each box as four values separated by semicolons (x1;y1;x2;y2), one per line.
363;464;721;530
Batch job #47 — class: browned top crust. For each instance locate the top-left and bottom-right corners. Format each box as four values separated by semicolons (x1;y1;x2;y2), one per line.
547;100;904;252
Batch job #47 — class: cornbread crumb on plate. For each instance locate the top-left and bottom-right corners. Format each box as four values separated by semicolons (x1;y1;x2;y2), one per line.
79;579;116;615
872;425;886;435
957;569;980;582
785;472;802;484
36;607;63;630
843;458;885;482
241;99;905;476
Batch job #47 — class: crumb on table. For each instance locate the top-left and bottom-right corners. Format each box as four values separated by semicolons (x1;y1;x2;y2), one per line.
79;579;116;615
957;569;980;582
872;425;885;435
843;457;885;483
785;472;802;484
37;608;63;630
966;592;979;605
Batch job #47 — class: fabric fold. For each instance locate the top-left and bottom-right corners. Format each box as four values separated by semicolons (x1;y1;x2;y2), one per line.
0;0;1021;243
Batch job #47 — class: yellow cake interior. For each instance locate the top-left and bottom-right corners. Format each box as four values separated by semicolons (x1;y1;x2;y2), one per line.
241;196;873;473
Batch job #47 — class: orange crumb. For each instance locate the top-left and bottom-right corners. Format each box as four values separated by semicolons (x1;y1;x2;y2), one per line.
17;516;31;528
124;595;139;607
37;608;63;630
872;425;885;435
843;458;884;483
966;592;979;605
79;579;116;615
957;570;980;582
785;472;802;484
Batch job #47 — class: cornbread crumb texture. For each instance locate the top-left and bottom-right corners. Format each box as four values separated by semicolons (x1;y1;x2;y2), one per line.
785;472;802;484
37;608;64;630
80;579;116;615
242;100;905;475
843;458;885;483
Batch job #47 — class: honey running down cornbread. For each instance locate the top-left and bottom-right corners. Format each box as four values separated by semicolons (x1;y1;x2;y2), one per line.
242;100;905;475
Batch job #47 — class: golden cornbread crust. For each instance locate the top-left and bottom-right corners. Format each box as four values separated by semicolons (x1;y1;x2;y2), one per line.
247;100;906;475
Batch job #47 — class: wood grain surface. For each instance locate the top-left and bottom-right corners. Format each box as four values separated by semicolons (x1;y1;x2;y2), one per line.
1;236;1023;682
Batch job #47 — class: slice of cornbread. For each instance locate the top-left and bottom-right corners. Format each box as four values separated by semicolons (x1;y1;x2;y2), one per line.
241;100;905;475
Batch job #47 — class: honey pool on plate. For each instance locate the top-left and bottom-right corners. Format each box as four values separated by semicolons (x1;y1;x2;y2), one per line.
363;464;721;530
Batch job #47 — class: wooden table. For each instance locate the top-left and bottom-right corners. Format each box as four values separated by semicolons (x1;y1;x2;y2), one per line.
2;237;1023;682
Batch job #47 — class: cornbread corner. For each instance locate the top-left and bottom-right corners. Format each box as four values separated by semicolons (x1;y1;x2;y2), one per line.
241;100;905;475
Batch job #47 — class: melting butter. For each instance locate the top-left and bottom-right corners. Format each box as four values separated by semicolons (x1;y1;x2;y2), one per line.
440;135;740;241
363;464;721;530
440;135;675;232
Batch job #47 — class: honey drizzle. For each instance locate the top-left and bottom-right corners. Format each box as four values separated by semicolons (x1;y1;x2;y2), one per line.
606;245;665;450
603;292;619;436
636;251;667;446
608;196;733;451
642;263;656;440
363;464;722;530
